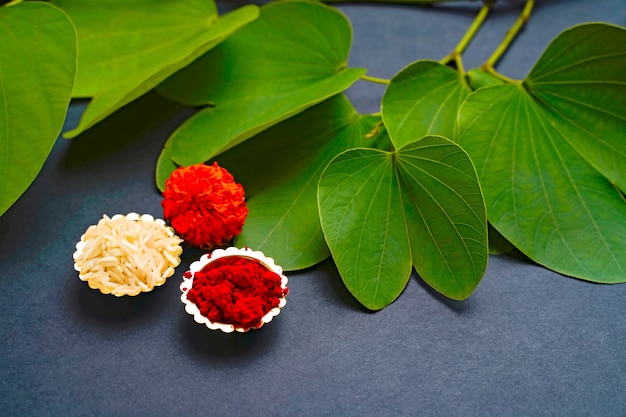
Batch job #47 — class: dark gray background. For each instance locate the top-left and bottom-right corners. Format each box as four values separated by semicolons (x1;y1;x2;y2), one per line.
1;1;625;416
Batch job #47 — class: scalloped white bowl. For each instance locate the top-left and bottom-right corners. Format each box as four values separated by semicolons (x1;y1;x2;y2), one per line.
180;247;288;333
73;213;182;296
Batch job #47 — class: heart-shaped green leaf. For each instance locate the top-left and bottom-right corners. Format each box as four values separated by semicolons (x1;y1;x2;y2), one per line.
381;60;471;147
223;95;390;271
319;148;412;310
458;24;626;283
54;0;258;138
159;1;366;166
525;23;626;193
318;136;488;310
0;2;76;217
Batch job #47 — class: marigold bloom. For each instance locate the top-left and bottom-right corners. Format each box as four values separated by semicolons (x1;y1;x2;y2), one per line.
162;163;248;249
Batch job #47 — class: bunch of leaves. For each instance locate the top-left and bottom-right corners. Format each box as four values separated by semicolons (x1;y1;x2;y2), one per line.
2;0;625;310
155;1;489;309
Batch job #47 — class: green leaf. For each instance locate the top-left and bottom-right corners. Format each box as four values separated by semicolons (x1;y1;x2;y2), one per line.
155;146;178;194
159;1;365;166
459;23;626;283
318;136;488;310
318;148;411;310
0;2;76;217
398;139;487;300
191;94;388;271
488;224;515;255
381;60;471;148
525;23;626;193
459;25;626;284
54;0;259;138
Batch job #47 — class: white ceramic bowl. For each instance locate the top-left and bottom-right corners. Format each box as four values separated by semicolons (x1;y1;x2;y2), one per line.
73;213;182;296
180;247;288;333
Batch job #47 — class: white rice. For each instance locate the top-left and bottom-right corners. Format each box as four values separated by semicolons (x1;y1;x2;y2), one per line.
74;213;183;296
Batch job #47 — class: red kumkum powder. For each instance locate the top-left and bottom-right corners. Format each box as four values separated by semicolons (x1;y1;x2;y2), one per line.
162;162;248;250
186;256;288;329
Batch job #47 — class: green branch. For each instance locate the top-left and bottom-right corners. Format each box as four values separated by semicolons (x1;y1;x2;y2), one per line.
440;0;494;73
360;74;391;85
481;0;534;81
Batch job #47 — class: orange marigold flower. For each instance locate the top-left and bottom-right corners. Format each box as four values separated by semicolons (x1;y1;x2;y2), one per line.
161;163;248;249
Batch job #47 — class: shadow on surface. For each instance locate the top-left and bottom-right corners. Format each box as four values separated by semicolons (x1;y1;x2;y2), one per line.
413;249;533;314
70;275;169;326
179;245;207;268
180;315;278;363
307;257;373;314
62;91;194;168
175;245;281;361
0;199;41;266
414;273;475;314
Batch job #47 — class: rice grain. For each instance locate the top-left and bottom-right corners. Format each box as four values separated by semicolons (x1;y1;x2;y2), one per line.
74;213;183;297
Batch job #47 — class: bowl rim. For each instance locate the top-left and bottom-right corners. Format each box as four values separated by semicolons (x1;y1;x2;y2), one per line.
180;247;288;333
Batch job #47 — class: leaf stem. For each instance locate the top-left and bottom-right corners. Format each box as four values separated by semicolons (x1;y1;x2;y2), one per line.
481;67;519;84
440;0;494;72
482;0;534;71
4;0;25;6
360;74;391;85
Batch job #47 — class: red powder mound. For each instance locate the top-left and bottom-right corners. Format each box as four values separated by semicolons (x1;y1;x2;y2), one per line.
187;256;288;329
